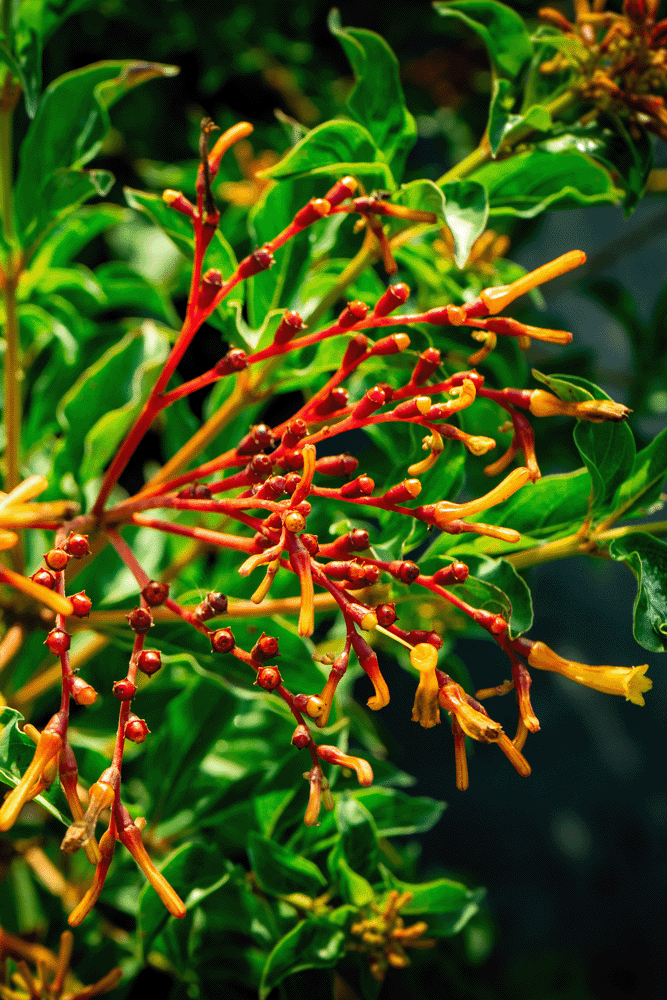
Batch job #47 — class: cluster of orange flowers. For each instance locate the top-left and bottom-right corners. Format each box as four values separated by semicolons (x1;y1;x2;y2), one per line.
540;0;667;139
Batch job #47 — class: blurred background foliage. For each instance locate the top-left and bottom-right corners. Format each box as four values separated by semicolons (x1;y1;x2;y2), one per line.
5;1;667;998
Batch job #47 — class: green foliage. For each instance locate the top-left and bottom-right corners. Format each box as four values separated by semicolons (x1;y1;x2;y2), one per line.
0;2;666;999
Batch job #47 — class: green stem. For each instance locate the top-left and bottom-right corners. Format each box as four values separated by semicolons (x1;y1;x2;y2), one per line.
505;520;667;571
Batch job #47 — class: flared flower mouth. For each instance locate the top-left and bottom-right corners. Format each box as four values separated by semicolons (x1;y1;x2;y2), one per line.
527;641;652;705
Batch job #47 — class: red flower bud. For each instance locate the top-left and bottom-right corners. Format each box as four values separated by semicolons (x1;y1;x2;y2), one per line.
197;269;223;311
382;478;422;503
291;724;311;748
313;386;350;416
141;581;169;606
251;633;280;661
253;476;286;500
113;678;137;701
125;714;150;743
432;562;469;585
300;533;319;554
283;472;302;494
324;175;357;206
352;385;386;420
373;282;410;317
405;629;443;648
256;666;282;690
274;310;305;345
412;347;441;385
340;474;374;498
338;300;369;328
375;603;397;627
284;510;306;533
211;628;235;654
282;418;307;450
315;453;358;477
341;335;369;367
237;246;274;279
137;650;162;676
44;549;69;572
177;482;212;499
293;198;330;229
388;560;420;584
70;591;92;617
31;569;55;590
369;333;410;356
126;607;153;634
215;348;247;376
45;629;71;655
65;532;90;558
246;453;272;481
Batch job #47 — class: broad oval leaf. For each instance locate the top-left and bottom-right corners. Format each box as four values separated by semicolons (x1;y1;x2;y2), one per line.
609;534;667;652
434;0;533;81
247;831;328;897
259;918;346;1000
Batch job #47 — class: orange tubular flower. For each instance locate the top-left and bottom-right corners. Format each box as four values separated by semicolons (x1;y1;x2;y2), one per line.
529;389;631;423
409;643;441;729
526;640;652;704
433;466;531;527
0;714;64;831
115;805;185;918
316;744;374;786
68;821;117;927
61;767;117;855
439;682;531;778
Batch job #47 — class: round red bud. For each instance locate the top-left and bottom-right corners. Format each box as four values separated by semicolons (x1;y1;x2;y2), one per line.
125;715;150;743
292;725;311;749
126;607;153;634
252;633;280;661
141;580;169;606
113;678;137;701
65;532;90;558
206;592;228;615
44;549;69;572
211;628;235;654
300;533;319;555
137;649;162;676
256;666;282;690
375;603;397;627
70;591;92;618
45;629;71;655
31;569;56;591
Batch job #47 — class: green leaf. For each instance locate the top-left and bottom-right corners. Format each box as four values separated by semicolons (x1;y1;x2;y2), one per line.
612;425;667;520
329;796;379;882
139;842;230;960
457;555;533;637
353;787;445;838
53;320;170;491
488;78;551;157
532;371;636;512
380;866;484;936
258;120;379;181
328;11;416;180
472;149;618;217
27;204;128;269
609;534;667;652
16;60;179;243
434;0;533;81
337;858;375;907
259;918;346;1000
248;832;328;897
392;179;488;267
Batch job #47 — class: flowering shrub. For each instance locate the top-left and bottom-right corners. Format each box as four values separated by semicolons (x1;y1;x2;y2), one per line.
1;2;666;997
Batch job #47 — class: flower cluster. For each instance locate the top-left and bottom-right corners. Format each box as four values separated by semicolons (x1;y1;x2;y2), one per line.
0;927;120;1000
539;0;667;140
347;890;435;982
0;121;651;924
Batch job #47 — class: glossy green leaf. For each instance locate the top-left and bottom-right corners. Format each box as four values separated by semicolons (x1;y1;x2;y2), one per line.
329;796;379;881
393;178;488;267
328;11;416;180
123;187;239;290
248;832;328;897
472;149;618;217
380;866;484;936
352;787;445;838
259;918;346;1000
337;858;375;907
609;534;667;652
258;120;379;181
612;425;667;520
139;842;230;960
27;204;128;269
533;371;636;512
53;320;170;492
16;60;178;243
458;555;533;637
488;78;551;156
434;0;533;80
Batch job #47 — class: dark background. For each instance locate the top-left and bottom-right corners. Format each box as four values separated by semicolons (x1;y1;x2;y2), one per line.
35;2;667;997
